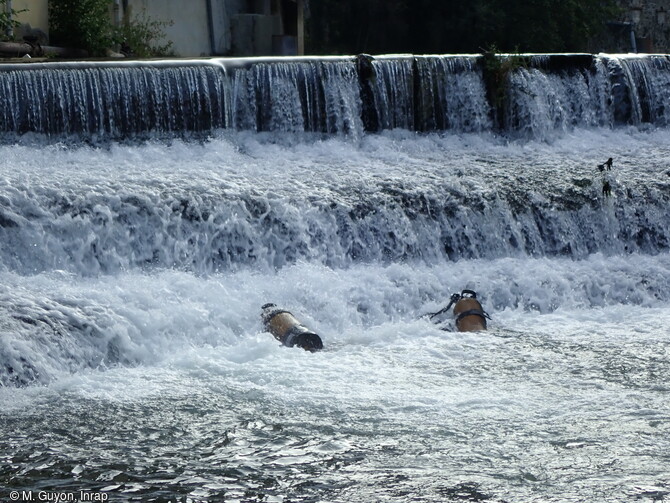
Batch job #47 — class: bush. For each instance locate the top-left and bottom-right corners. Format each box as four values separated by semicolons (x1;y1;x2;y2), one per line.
49;0;113;56
308;0;621;54
114;9;174;58
49;0;173;58
480;45;528;129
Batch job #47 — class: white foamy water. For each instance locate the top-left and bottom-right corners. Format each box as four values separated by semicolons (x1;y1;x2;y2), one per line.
1;129;669;502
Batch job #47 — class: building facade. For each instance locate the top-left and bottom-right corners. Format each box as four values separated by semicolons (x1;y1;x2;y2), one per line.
598;0;670;53
121;0;305;57
11;0;49;37
6;0;670;56
6;0;306;57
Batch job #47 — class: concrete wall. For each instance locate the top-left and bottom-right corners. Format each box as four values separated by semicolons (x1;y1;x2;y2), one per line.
629;0;670;52
124;0;283;57
231;13;282;56
12;0;49;40
215;0;246;55
599;0;670;52
124;0;303;57
126;0;212;57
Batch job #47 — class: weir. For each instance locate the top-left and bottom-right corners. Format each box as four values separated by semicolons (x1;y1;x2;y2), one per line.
2;54;670;387
0;54;669;139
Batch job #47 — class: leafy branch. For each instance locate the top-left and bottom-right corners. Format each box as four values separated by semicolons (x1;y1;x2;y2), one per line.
0;0;28;41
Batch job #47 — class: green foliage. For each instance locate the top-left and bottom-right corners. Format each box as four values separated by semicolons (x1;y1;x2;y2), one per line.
49;0;173;58
0;0;27;41
113;10;174;58
307;0;620;55
481;46;522;105
49;0;113;56
308;0;409;55
480;45;528;128
483;0;621;53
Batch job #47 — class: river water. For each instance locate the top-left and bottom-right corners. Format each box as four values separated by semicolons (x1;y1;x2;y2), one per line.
1;128;669;502
1;54;670;502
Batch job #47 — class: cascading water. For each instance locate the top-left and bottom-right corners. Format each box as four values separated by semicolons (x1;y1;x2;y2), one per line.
1;54;669;503
505;58;613;135
1;53;669;139
228;59;362;134
413;55;492;132
0;61;230;138
0;143;668;276
604;54;670;126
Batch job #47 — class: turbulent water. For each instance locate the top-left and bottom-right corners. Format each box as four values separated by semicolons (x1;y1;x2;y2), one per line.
1;54;670;502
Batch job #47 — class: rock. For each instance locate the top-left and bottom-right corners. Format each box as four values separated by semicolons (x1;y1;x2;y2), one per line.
16;23;49;46
106;48;126;58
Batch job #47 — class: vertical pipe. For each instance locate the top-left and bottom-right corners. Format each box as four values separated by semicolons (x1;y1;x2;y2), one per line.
113;0;121;27
206;0;216;55
5;0;13;39
297;0;304;55
121;0;129;24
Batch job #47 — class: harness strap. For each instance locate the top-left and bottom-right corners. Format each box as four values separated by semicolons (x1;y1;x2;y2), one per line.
455;308;491;327
425;290;492;327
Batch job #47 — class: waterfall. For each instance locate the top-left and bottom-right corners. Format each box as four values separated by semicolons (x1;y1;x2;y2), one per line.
2;54;670;389
505;58;613;136
603;55;670;126
368;56;415;131
1;54;670;278
413;55;492;132
1;54;670;140
0;61;229;138
228;59;362;134
1;137;668;277
2;54;670;503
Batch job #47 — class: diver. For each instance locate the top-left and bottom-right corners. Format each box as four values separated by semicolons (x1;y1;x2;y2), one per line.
425;290;490;332
261;289;491;350
597;157;613;171
602;179;612;197
261;303;323;352
597;157;614;198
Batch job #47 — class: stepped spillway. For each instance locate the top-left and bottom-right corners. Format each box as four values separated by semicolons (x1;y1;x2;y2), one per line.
1;54;669;140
